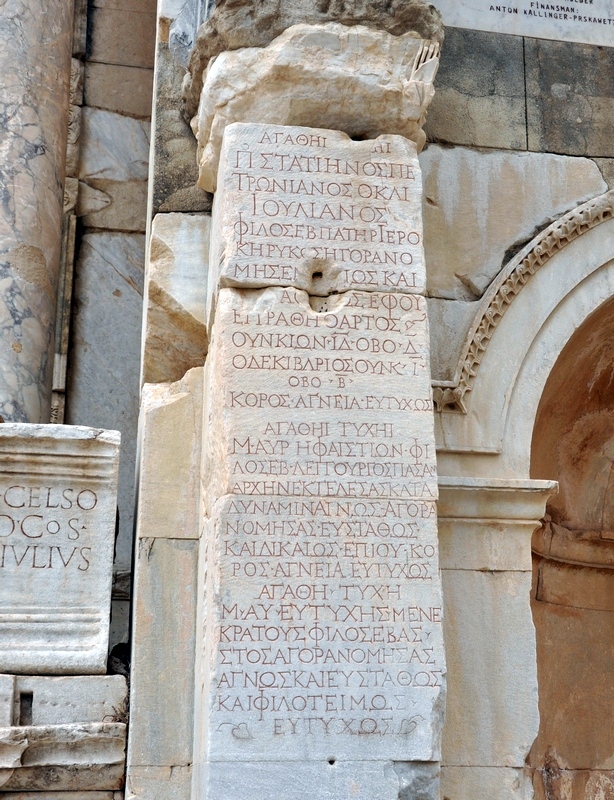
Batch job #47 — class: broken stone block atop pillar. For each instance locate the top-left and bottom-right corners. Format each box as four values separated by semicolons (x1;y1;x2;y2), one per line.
0;425;120;674
207;122;426;315
191;24;440;192
197;283;444;797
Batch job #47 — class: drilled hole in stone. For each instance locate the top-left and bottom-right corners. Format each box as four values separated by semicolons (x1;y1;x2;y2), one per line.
312;271;323;279
19;692;33;726
328;758;336;765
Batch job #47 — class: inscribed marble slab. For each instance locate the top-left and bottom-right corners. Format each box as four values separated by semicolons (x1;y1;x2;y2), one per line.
202;494;444;761
203;288;437;509
209;123;425;305
435;0;614;47
199;285;444;768
0;424;120;674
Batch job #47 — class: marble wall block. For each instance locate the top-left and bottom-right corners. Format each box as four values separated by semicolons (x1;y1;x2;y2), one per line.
419;145;607;299
193;26;439;192
9;675;127;726
66;232;144;579
89;3;156;69
424;27;527;152
203;760;439;800
81;181;148;233
0;425;119;674
79;109;150;184
0;0;74;422
144;215;209;383
526;37;614;158
0;723;126;791
84;63;154;119
126;369;203;800
136;369;204;540
127;765;192;800
208;123;426;310
129;537;198;768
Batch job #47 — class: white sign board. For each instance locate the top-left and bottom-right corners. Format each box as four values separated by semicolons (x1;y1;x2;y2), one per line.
435;1;614;47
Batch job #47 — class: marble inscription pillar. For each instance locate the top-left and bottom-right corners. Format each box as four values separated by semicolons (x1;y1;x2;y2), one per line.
195;123;445;800
0;0;74;422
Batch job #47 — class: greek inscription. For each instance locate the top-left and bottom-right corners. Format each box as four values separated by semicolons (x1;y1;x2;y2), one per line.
217;124;425;293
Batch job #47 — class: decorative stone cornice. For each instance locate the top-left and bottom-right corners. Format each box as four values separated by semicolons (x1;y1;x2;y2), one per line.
433;190;614;414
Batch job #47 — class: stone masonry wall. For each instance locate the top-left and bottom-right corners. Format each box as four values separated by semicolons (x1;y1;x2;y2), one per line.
65;0;156;654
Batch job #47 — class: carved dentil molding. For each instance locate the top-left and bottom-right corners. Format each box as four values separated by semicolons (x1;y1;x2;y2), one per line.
432;190;614;414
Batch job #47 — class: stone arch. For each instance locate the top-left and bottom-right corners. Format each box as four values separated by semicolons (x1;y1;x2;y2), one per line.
436;192;614;799
528;294;614;798
435;192;614;479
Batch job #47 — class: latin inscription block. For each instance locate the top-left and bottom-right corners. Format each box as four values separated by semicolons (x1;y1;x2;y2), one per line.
204;287;437;509
209;123;426;304
0;425;120;674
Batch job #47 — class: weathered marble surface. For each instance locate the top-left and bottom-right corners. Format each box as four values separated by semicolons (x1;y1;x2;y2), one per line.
0;723;126;791
0;0;73;422
208;124;426;303
152;42;212;214
0;425;120;674
144;215;209;383
66;232;144;579
5;675;127;726
193;27;438;192
129;538;198;766
126;370;202;799
197;284;444;796
183;0;443;121
420;145;607;299
136;370;204;542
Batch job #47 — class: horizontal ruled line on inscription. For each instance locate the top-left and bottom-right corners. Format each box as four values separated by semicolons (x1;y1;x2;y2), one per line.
0;644;97;650
0;468;114;481
0;450;117;462
0;618;99;624
0;606;101;613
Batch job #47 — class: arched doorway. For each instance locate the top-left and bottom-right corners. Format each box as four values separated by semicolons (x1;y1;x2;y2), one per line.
530;296;614;799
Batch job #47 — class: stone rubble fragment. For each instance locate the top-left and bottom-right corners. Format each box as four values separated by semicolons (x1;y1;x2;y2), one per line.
183;0;444;121
193;25;439;192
